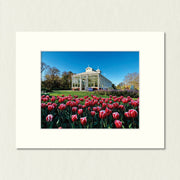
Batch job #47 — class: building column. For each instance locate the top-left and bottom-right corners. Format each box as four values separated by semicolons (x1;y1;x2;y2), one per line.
72;76;73;90
98;74;100;90
80;76;82;91
86;75;88;90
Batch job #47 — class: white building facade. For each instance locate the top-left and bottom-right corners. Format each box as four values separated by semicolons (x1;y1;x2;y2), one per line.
72;67;112;91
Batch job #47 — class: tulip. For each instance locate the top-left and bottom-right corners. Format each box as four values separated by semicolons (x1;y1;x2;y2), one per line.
71;114;78;122
99;110;106;119
93;107;97;111
80;117;87;125
41;103;46;108
102;103;107;109
46;114;53;122
114;120;122;128
78;104;82;109
113;102;119;108
91;111;96;116
72;107;77;113
119;105;125;111
51;96;56;102
48;105;54;111
105;108;112;116
58;103;66;110
108;104;113;109
96;106;102;112
128;109;138;118
124;112;130;118
78;109;83;115
52;103;57;108
122;98;128;103
112;112;120;120
66;101;72;106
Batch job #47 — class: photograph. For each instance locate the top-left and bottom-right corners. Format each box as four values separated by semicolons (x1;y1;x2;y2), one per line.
41;51;139;129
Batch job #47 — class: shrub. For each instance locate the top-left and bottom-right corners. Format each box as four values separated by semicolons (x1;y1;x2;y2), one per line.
94;90;139;98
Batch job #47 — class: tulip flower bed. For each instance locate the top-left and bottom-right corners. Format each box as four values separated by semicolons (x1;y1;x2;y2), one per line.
41;94;139;129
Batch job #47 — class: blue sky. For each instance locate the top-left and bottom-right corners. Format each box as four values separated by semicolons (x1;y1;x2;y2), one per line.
41;51;139;85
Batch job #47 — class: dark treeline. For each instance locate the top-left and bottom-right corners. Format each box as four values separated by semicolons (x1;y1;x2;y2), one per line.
41;62;73;92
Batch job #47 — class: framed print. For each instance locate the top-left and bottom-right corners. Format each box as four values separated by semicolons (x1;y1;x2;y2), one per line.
16;32;164;149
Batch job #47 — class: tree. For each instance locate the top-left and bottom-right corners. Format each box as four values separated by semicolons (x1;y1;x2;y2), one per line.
123;72;139;90
117;82;125;89
41;62;49;81
44;67;61;90
61;71;73;90
41;62;49;73
112;84;116;89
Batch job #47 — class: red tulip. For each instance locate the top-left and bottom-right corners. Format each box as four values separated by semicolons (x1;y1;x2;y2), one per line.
99;110;106;119
91;111;96;116
58;97;63;103
80;117;87;125
52;103;57;108
66;101;72;106
119;105;125;111
102;103;107;109
93;107;97;111
78;104;82;109
122;98;128;103
72;107;77;113
48;105;54;111
112;112;120;120
78;109;83;115
46;114;53;122
108;104;113;109
105;98;109;103
71;114;78;122
113;102;119;108
51;96;56;102
41;103;46;108
97;106;102;112
58;103;66;110
85;101;90;107
114;120;122;128
128;109;138;118
47;102;52;106
124;112;130;118
105;108;112;116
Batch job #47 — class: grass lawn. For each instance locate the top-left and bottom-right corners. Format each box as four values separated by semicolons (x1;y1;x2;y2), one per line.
49;90;110;98
48;90;138;100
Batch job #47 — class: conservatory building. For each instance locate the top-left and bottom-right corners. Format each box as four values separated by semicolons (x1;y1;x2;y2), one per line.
72;67;112;91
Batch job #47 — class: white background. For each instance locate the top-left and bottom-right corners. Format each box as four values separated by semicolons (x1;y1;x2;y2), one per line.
1;0;180;179
16;32;164;149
